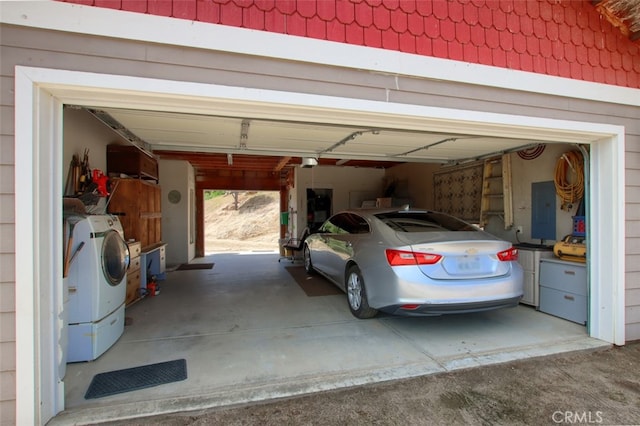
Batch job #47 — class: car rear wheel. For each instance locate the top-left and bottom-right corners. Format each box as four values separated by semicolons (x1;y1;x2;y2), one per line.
303;245;315;275
346;265;378;319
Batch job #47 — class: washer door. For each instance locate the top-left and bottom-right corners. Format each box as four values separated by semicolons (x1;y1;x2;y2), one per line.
101;230;130;286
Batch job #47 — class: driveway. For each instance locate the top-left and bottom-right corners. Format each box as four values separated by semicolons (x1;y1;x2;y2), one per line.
103;341;640;425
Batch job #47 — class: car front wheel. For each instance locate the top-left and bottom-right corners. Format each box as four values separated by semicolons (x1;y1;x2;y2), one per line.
346;265;378;319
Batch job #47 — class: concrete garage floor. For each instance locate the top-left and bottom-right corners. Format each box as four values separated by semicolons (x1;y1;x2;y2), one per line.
54;252;608;425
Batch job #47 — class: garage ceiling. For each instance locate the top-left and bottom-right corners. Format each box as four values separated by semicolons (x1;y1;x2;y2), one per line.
88;107;547;177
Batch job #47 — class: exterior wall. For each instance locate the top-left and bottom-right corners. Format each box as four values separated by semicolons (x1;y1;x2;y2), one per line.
59;0;640;89
628;145;640;339
0;81;15;423
0;11;639;425
0;29;17;426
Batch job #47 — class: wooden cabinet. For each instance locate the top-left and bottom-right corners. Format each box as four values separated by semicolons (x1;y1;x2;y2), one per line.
126;241;142;306
108;178;162;250
107;144;159;181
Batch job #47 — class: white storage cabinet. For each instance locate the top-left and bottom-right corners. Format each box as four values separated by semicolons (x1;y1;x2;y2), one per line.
516;247;554;307
539;259;587;325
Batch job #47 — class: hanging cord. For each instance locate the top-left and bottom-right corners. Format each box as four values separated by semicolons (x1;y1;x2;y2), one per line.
554;150;585;210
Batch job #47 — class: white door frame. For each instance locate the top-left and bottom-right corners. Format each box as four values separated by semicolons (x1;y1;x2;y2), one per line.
14;66;626;424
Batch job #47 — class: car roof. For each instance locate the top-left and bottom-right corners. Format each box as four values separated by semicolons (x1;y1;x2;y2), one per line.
346;207;430;216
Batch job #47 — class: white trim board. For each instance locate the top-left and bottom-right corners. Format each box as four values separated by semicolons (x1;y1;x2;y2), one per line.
1;1;639;107
14;66;625;424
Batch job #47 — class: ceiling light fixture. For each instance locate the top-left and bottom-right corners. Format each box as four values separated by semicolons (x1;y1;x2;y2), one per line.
301;157;318;168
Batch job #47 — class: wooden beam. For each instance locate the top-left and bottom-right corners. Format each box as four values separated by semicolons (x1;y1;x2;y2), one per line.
196;174;281;191
275;156;292;172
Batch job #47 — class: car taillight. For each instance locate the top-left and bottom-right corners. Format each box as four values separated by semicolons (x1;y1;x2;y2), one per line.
497;247;518;261
385;249;442;266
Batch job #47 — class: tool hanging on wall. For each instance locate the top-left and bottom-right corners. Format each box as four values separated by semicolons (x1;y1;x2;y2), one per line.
553;150;587;263
92;169;109;197
554;150;585;211
517;144;546;160
64;154;81;196
79;149;91;194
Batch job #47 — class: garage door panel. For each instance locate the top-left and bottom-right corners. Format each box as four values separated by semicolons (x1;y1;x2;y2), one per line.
248;121;368;152
101;106;551;164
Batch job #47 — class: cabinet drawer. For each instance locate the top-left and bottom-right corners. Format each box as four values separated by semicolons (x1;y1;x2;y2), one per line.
128;256;141;272
539;286;587;325
127;241;141;259
126;269;141;305
539;260;587;296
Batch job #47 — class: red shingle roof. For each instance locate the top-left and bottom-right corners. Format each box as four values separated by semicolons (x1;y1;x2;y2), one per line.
58;0;640;89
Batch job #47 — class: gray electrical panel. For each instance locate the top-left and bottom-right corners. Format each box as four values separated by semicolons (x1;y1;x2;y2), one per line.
531;181;556;241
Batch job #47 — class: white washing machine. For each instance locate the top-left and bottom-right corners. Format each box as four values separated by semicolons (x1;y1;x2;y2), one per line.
66;214;130;362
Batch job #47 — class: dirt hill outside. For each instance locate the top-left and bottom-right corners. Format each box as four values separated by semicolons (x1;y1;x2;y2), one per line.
204;191;281;253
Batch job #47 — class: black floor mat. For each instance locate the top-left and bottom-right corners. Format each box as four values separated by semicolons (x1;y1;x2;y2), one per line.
85;359;187;399
286;266;343;297
176;263;214;271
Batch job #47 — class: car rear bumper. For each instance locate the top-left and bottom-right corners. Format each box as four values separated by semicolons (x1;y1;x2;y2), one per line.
381;296;523;316
363;262;524;311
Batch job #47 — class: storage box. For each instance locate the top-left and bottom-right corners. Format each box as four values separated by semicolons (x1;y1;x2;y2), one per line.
107;144;159;181
376;198;392;207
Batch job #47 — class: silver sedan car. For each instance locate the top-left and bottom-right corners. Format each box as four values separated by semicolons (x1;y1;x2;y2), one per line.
303;208;523;319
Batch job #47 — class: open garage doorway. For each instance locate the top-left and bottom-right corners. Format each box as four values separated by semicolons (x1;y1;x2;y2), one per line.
13;67;626;425
204;190;280;254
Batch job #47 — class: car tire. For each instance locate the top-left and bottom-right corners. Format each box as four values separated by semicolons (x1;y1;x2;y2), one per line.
303;245;315;275
346;265;378;319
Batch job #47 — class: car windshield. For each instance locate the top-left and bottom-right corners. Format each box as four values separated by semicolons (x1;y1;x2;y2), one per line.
375;211;478;232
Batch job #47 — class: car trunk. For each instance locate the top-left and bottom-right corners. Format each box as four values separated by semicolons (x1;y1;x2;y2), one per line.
396;233;513;280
